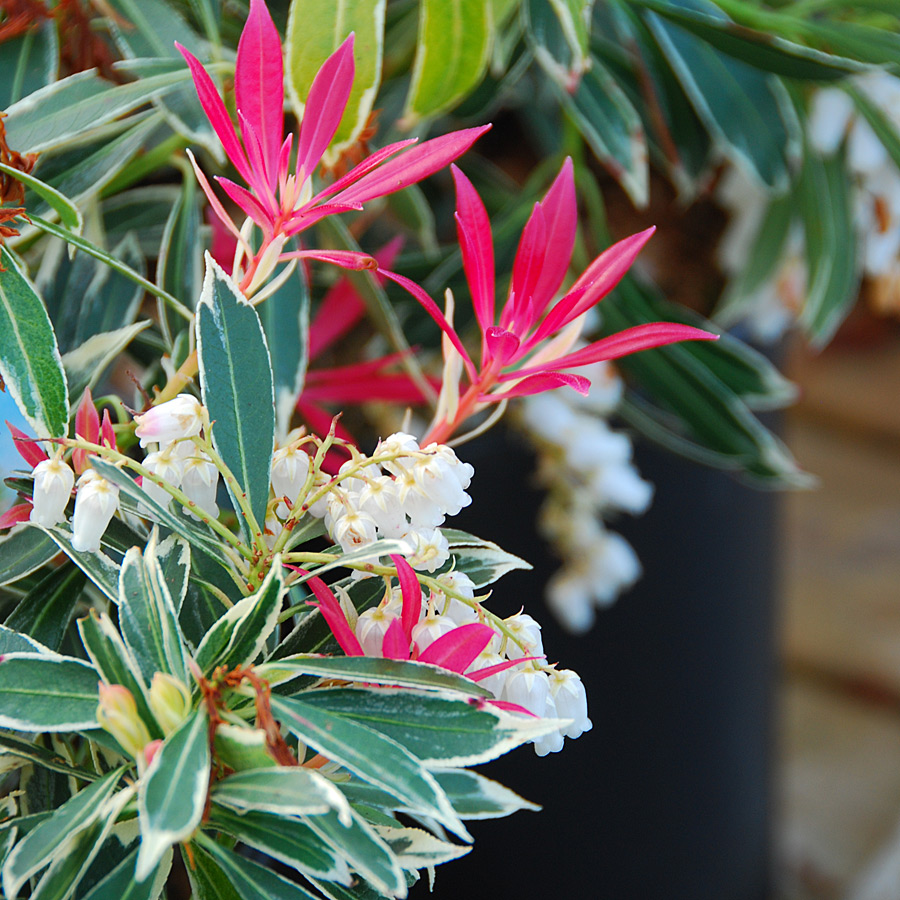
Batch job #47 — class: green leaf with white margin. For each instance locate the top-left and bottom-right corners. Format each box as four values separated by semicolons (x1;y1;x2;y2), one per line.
298;687;558;767
0;19;58;110
3;67;193;155
186;841;243;900
4;563;84;652
155;533;191;615
270;694;468;839
0;247;68;438
258;262;309;443
212;767;349;820
546;0;595;79
404;0;493;123
196;254;275;533
208;805;351;884
37;524;121;604
0;625;57;657
135;708;210;881
630;0;863;81
258;656;490;697
0;161;81;234
77;611;163;740
0;526;59;587
433;768;540;818
845;82;900;176
213;723;278;772
62;322;151;403
302;807;405;897
194;561;284;674
80;845;173;900
2;767;123;899
194;835;321;900
0;654;100;731
286;0;386;165
373;823;470;868
798;148;859;347
118;534;190;685
27;787;131;900
0;733;100;782
446;545;532;588
643;7;799;189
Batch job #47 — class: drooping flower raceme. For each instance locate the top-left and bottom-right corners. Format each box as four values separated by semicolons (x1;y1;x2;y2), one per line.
307;555;590;756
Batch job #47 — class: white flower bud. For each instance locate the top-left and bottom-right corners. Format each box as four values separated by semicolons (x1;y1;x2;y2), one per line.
72;470;119;552
376;432;420;475
149;673;192;735
181;452;219;519
134;394;204;448
30;457;74;526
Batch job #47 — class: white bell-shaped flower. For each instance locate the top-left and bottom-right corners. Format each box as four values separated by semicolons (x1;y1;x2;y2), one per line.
466;649;508;699
332;509;378;554
181;452;219;519
503;612;544;661
30;456;74;526
411;612;456;656
271;445;311;517
432;570;478;622
133;394;204;448
533;693;565;757
410;455;471;516
376;432;420;476
355;607;399;657
549;668;592;740
72;470;119;552
141;444;184;512
358;476;407;538
403;527;450;573
502;664;550;719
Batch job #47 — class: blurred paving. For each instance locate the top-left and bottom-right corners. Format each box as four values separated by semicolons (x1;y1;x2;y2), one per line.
778;335;900;900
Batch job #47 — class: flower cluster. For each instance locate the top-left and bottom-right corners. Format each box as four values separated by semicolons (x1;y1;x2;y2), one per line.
270;431;473;573
309;557;591;756
516;360;651;632
4;390;120;552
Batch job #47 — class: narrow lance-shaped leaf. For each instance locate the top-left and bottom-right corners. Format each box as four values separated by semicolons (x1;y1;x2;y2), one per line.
286;0;387;163
0;247;69;438
404;0;493;123
197;254;275;534
0;654;100;731
136;708;210;881
2;767;124;899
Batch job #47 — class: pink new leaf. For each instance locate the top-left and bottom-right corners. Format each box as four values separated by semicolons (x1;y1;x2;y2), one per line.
304;572;363;656
296;35;355;180
379;269;478;381
487;371;590;400
0;503;32;530
381;618;411;661
73;389;100;474
484;327;520;367
529;227;656;345
503;203;547;334
235;0;284;190
176;43;255;187
390;554;421;644
332;126;492;208
451;165;495;339
521;323;719;372
417;622;495;673
6;422;47;467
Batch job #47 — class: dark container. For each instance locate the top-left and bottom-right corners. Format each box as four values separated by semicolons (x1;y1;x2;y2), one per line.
425;427;778;900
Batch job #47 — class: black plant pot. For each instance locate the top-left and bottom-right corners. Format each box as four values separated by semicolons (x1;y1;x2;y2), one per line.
424;428;778;900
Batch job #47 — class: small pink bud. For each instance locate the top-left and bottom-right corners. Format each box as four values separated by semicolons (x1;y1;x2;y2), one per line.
143;739;164;767
97;683;152;758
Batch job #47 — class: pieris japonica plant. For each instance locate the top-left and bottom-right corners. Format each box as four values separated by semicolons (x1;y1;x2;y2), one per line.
0;1;718;898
